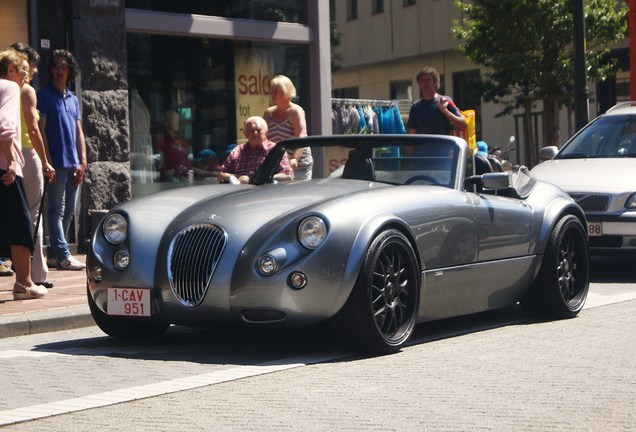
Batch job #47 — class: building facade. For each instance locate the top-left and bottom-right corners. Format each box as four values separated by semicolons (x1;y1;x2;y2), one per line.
331;0;631;164
1;0;331;248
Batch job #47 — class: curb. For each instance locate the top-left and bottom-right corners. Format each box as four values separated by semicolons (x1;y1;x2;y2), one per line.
0;305;94;339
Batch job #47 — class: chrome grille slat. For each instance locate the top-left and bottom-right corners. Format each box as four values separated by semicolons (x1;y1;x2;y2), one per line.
168;224;227;307
568;193;610;212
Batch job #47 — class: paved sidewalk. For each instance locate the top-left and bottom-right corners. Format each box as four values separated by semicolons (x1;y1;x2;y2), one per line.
0;255;94;338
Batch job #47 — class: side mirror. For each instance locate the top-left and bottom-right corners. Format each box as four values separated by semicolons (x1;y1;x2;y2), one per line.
464;172;510;190
539;146;558;161
481;172;510;190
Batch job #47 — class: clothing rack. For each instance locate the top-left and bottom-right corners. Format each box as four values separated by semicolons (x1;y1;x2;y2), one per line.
331;97;396;107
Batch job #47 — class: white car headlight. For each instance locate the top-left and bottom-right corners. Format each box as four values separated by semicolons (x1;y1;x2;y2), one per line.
298;216;327;249
625;193;636;209
103;213;128;245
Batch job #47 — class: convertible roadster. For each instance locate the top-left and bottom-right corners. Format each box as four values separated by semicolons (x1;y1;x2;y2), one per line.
87;135;590;354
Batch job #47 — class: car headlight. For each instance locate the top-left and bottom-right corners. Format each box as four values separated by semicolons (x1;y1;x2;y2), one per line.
298;216;327;249
103;213;128;245
626;193;636;209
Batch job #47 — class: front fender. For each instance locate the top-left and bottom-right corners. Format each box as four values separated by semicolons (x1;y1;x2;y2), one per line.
532;186;587;255
336;213;418;312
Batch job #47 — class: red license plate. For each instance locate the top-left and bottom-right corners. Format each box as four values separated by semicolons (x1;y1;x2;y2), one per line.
107;288;151;316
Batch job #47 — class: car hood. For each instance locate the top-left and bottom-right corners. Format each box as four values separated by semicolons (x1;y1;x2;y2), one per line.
116;180;391;243
531;158;636;192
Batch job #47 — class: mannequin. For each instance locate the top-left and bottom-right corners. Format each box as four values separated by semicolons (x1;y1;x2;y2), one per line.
158;110;190;181
129;89;153;183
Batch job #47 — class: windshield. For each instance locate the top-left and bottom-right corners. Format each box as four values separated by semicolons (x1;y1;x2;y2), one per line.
254;135;467;188
558;114;636;159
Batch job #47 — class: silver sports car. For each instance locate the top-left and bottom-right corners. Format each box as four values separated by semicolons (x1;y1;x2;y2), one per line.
87;135;590;355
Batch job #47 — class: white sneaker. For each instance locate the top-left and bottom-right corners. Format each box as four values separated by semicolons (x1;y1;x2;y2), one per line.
58;256;86;270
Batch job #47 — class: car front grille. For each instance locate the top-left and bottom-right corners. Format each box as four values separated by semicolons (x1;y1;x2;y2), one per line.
167;224;227;307
589;236;623;248
568;193;610;212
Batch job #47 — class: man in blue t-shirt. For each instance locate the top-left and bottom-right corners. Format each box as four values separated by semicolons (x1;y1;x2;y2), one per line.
407;66;465;135
37;49;87;271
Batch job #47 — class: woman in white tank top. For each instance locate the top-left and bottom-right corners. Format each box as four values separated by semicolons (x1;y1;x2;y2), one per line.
263;75;313;180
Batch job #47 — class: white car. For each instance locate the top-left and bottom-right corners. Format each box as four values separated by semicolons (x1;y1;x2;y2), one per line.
532;102;636;255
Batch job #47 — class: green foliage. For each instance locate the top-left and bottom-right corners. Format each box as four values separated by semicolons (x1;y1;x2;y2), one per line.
452;0;627;115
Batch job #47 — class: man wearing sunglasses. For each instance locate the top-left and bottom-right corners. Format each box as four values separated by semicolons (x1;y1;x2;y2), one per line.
37;49;87;271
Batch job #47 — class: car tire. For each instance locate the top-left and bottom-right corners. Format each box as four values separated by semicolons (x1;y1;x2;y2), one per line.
87;286;170;338
332;229;420;355
520;214;589;319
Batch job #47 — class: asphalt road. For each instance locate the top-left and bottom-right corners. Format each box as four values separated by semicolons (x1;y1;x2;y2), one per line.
0;256;635;431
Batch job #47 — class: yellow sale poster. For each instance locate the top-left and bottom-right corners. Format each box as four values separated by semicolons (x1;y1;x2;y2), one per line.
234;46;274;143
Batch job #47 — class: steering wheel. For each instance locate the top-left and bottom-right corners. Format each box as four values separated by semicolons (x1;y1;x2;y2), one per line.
404;175;440;185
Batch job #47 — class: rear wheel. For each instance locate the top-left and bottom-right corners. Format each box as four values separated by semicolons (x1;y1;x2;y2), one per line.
521;215;589;318
87;286;170;338
332;229;420;355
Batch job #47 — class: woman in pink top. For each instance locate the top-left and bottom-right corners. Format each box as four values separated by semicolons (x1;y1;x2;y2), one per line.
263;75;313;179
11;42;56;289
0;49;47;299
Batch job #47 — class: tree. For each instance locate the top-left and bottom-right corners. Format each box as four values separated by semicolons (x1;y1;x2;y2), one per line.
453;0;627;167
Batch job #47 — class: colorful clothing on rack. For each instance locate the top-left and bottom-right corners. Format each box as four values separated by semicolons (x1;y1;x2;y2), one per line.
331;99;404;135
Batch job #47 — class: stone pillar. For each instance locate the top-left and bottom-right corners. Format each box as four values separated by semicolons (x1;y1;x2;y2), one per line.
75;0;131;249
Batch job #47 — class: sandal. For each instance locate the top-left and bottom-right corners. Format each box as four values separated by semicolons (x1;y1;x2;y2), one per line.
13;281;48;300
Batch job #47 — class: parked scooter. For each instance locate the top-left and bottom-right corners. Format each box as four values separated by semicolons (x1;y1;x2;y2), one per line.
488;136;517;171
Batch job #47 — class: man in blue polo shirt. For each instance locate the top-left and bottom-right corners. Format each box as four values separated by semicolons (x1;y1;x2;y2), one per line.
37;49;87;270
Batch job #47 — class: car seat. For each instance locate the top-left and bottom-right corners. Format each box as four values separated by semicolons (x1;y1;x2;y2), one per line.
474;154;493;175
342;148;375;181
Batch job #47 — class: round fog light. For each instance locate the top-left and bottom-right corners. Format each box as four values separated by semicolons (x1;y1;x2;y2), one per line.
92;265;103;282
113;250;130;270
257;255;277;275
289;272;307;290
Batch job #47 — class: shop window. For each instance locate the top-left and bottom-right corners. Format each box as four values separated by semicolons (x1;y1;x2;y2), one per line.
333;87;359;98
452;69;482;139
347;0;358;21
390;80;411;100
372;0;384;14
127;34;308;196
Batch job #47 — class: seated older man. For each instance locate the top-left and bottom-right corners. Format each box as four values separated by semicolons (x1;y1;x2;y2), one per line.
217;116;293;184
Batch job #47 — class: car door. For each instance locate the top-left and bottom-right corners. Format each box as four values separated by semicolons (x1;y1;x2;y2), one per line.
417;191;535;322
471;193;534;261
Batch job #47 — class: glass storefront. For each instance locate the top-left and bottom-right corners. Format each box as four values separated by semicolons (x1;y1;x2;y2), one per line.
127;34;309;196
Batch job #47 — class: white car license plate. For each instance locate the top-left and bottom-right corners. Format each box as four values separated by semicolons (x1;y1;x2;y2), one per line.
588;222;602;237
107;288;151;317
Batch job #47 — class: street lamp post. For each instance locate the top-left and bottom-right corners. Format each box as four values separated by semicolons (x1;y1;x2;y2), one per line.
628;0;636;101
574;0;589;131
